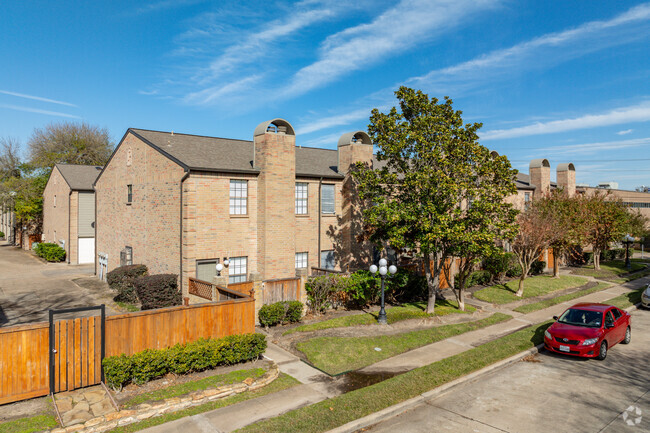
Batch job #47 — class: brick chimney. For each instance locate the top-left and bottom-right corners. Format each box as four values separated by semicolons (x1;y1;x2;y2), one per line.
254;119;296;280
337;131;374;174
556;163;576;197
529;159;550;197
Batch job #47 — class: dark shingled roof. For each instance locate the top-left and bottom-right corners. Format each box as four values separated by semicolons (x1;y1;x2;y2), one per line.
56;164;103;190
130;128;343;178
516;172;557;190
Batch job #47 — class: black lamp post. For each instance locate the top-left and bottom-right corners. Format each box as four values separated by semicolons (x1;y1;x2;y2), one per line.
623;234;634;270
369;258;397;325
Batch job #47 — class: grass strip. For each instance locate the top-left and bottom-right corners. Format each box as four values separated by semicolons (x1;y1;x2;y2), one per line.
473;275;587;304
570;260;645;278
0;414;58;433
123;367;266;408
513;282;612;314
108;373;300;433
285;300;475;335
297;313;511;375
114;301;140;312
609;269;650;285
605;286;646;309
239;320;552;433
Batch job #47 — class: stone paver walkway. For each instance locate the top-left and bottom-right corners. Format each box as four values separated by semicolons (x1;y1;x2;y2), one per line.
55;385;116;427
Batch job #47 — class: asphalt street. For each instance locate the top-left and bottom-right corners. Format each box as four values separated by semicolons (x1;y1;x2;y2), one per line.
366;308;650;433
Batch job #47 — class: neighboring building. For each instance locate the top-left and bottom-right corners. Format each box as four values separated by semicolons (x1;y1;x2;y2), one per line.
0;204;15;243
580;186;650;225
42;164;102;264
94;119;375;298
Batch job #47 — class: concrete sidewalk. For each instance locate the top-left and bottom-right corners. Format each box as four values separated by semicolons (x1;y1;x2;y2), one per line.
140;275;649;433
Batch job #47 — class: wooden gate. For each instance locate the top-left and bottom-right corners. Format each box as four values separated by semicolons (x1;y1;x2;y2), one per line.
260;278;301;304
49;306;105;393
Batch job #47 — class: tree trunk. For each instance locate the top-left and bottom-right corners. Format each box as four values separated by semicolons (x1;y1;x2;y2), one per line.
424;253;438;314
593;249;601;270
457;286;465;311
516;276;525;297
552;250;560;278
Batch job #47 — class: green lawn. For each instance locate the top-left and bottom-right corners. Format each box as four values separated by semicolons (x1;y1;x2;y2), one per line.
123;367;267;408
285;300;475;335
605;286;646;310
610;268;650;285
108;373;300;433
473;275;588;304
513;282;612;314
239;321;552;433
296;313;511;375
0;414;58;433
570;260;645;279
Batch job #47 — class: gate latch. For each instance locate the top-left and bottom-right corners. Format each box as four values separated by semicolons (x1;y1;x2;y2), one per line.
52;349;57;353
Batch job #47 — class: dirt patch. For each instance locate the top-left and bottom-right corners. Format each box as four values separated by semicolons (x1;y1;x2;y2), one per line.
111;358;271;406
0;395;53;422
521;354;542;363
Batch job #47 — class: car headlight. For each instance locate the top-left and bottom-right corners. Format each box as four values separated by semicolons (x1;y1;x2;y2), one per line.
582;338;599;346
544;330;552;340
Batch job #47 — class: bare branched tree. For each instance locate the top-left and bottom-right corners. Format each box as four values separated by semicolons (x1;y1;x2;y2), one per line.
0;137;22;180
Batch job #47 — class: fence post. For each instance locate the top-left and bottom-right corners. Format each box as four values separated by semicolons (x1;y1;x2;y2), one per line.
48;309;55;395
100;304;105;383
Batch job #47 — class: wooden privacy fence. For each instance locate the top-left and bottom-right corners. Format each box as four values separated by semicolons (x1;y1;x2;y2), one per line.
0;296;255;405
259;277;301;304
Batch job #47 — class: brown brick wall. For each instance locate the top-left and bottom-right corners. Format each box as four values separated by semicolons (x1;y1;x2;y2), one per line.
42;167;72;259
69;192;78;263
95;133;186;278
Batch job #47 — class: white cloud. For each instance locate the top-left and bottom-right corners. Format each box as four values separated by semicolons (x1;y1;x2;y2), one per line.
281;0;499;98
481;102;650;140
185;75;263;105
0;90;77;107
296;107;373;135
538;137;650;155
0;104;81;119
411;2;650;93
617;129;634;135
300;132;343;147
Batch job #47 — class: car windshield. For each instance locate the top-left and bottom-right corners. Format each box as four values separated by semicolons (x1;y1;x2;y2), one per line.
558;309;602;328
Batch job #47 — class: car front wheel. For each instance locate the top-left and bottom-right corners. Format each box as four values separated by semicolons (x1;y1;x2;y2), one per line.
622;327;631;344
597;341;608;360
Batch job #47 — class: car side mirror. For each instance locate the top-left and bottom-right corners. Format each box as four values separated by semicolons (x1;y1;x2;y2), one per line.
553;316;558;321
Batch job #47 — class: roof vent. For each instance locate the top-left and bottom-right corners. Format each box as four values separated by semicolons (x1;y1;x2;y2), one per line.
277;125;287;134
266;124;277;133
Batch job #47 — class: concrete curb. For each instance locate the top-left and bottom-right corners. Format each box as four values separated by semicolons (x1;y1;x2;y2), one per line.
327;343;544;433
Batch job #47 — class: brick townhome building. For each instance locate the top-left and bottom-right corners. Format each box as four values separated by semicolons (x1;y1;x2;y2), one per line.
42;164;102;264
94;119;376;297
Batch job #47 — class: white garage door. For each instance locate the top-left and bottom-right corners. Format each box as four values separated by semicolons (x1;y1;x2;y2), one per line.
78;238;95;264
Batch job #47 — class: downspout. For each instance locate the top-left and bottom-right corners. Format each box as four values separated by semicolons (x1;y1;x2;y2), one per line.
94;188;97;276
179;169;190;299
318;177;323;269
68;191;72;264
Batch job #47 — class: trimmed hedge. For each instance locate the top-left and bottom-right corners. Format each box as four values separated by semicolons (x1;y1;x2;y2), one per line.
107;264;148;304
102;333;267;389
34;242;66;262
465;270;491;288
258;301;303;327
133;274;181;310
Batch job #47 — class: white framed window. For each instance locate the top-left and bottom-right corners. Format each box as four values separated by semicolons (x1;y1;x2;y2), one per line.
230;180;248;215
295;252;308;269
320;250;335;270
295;183;308;215
321;184;335;214
229;256;247;283
127;185;133;204
524;192;530;210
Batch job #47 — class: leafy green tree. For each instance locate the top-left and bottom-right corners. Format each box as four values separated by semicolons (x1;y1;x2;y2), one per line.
3;164;49;234
28;121;113;169
576;191;647;270
354;87;517;313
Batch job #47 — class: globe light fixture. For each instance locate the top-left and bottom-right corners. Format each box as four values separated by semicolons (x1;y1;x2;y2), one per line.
370;256;398;325
623;234;634;270
216;263;224;275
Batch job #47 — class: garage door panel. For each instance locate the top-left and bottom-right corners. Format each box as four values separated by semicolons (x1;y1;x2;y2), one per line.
78;238;95;264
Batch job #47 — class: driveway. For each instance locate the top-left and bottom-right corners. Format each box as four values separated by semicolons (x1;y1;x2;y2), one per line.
367;308;650;433
0;243;116;327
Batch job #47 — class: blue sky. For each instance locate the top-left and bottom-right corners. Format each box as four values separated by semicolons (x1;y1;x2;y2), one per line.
2;0;650;190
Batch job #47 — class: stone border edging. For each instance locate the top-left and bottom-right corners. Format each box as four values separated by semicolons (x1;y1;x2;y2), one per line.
45;363;280;433
327;303;642;433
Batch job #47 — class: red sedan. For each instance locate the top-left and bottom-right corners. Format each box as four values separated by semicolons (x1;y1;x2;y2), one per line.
544;303;631;360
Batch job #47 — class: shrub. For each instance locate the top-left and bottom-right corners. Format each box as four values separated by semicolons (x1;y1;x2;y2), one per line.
102;333;266;390
344;270;380;307
305;275;346;314
0;231;4;238
34;242;66;262
465;270;491;288
258;301;303;327
483;253;515;283
506;260;522;277
530;260;546;275
133;274;181;310
581;252;594;265
106;264;148;304
386;269;427;303
601;248;627;261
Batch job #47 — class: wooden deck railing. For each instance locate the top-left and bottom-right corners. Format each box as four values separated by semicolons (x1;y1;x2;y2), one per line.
188;277;254;302
310;267;345;276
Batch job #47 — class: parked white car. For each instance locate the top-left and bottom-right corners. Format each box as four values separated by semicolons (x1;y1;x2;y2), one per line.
642;284;650;309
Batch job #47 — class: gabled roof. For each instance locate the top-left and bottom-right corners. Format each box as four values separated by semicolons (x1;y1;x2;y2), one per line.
55;164;103;191
129;128;343;178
